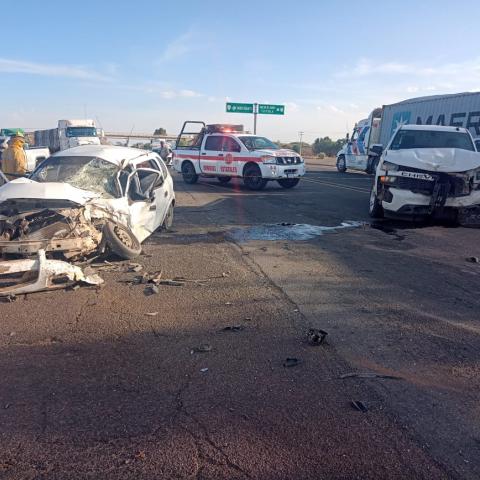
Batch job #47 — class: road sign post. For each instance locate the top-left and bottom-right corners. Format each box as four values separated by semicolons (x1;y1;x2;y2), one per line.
226;102;285;134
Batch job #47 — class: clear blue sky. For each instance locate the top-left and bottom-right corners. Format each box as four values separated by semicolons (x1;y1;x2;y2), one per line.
2;0;480;142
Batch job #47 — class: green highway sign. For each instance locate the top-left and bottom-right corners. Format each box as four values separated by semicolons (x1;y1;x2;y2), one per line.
226;102;254;113
258;104;285;115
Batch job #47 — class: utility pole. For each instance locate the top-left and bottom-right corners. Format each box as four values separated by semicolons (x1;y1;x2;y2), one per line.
299;131;304;156
253;103;258;134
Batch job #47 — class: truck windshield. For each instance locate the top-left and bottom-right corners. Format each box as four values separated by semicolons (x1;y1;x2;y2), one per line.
30;156;119;198
390;130;475;151
239;136;279;151
66;127;97;138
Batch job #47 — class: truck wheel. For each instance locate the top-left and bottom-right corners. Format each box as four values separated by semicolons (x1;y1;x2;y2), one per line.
369;187;384;218
218;176;231;184
277;178;300;189
181;161;198;184
103;222;142;260
243;164;267;191
336;155;347;172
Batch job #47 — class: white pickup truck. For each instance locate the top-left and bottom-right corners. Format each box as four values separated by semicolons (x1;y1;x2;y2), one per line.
369;124;480;225
173;123;305;190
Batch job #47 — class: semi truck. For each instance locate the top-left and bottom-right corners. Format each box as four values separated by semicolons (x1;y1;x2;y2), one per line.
336;92;480;174
34;119;101;153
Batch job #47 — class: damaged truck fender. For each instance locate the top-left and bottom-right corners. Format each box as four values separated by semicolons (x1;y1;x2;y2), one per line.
0;249;103;297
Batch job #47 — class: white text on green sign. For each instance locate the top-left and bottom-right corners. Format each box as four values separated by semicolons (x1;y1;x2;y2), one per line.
226;103;254;114
258;104;285;115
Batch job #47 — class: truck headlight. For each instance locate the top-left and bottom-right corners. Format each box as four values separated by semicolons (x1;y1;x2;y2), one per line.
262;155;277;164
381;161;399;172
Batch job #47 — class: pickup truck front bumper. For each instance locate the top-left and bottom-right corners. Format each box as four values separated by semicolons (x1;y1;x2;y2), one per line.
260;163;306;179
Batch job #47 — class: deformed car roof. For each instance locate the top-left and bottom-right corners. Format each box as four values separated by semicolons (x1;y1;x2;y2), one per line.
53;145;150;166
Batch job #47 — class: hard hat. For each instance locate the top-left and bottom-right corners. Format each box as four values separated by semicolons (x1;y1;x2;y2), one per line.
13;130;25;138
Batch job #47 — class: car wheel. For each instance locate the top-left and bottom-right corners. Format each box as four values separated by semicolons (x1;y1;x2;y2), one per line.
336;155;347;172
181;161;198;184
243;164;267;190
163;203;174;230
218;176;231;184
103;222;142;260
277;178;300;188
369;187;384;218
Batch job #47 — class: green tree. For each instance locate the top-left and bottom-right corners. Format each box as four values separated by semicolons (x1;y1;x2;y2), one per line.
312;137;344;156
154;128;167;135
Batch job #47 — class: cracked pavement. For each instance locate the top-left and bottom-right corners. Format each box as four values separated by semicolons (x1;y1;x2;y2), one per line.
1;162;479;479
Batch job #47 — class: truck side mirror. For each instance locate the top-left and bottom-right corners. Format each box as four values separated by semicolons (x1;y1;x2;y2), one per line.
369;144;383;156
346;133;350;141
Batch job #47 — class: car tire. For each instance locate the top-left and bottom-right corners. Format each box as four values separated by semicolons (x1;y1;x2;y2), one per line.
163;203;174;230
369;187;384;218
218;176;231;184
243;164;267;191
336;155;347;172
103;222;142;260
277;178;300;188
181;161;198;184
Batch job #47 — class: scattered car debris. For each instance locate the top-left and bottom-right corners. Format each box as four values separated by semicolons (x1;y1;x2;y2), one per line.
0;294;16;303
307;328;328;346
221;325;246;332
466;256;479;263
200;368;209;373
283;357;302;368
145;285;159;296
129;263;143;273
190;344;212;354
0;249;103;297
145;312;159;316
351;400;368;413
340;372;403;380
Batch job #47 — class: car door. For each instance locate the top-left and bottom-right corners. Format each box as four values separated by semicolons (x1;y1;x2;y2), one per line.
219;136;242;176
201;135;223;174
345;127;359;169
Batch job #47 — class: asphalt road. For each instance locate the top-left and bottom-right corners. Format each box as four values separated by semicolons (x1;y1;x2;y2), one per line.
1;161;480;479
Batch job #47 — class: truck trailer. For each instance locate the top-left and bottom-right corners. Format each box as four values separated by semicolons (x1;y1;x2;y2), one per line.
34;119;101;153
336;92;480;174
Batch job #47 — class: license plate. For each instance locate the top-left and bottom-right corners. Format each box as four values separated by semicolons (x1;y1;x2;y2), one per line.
398;171;435;181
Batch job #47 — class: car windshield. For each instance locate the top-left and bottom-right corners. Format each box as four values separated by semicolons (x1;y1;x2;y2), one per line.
66;127;97;137
239;136;279;151
30;156;120;198
390;129;475;151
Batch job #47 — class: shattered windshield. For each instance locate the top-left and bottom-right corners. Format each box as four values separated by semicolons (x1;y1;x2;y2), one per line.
239;136;280;151
30;156;120;198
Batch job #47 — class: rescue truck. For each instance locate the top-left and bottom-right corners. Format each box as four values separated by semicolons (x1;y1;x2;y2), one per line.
173;122;305;190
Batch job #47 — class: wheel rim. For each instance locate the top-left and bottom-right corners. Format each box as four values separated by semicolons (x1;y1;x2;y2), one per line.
338;157;345;169
114;226;134;248
182;164;194;180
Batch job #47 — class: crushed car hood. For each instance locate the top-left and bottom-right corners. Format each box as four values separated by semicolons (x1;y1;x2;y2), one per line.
0;178;98;206
386;148;480;173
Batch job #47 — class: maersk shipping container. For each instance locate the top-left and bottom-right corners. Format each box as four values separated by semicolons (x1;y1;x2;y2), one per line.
379;92;480;146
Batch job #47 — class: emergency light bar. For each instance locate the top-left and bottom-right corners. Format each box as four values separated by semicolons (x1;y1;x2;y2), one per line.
206;124;244;134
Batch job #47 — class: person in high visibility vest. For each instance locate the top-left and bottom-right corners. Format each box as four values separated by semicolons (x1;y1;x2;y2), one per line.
1;131;28;180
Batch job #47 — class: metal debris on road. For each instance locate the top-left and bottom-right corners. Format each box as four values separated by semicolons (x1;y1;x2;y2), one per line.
129;263;143;273
0;249;103;297
351;400;368;412
340;372;403;380
200;368;209;373
145;312;159;316
466;256;479;263
283;357;302;368
307;328;328;346
221;325;246;332
0;294;16;303
190;344;212;354
145;285;159;295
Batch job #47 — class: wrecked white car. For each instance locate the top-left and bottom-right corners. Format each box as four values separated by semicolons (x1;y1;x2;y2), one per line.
0;145;175;261
369;125;480;225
